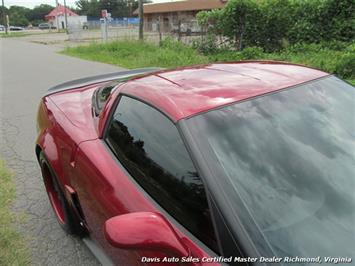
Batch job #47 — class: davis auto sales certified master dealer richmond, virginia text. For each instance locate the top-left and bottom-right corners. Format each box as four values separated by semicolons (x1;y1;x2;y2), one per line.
141;256;353;264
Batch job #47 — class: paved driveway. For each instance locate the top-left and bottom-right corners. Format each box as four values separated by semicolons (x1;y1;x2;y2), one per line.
0;38;124;265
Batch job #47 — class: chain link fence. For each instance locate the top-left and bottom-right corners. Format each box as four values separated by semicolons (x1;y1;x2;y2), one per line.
67;18;206;45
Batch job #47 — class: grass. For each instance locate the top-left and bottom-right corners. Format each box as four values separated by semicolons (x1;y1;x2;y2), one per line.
0;160;31;266
0;30;64;38
0;32;28;38
62;40;209;69
208;43;355;84
62;39;355;85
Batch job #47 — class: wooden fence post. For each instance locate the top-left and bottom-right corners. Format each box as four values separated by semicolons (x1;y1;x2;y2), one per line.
158;16;162;45
178;20;181;41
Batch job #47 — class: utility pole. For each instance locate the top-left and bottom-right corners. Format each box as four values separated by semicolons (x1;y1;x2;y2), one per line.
63;0;68;34
138;0;143;40
1;0;7;34
55;0;59;32
129;0;132;17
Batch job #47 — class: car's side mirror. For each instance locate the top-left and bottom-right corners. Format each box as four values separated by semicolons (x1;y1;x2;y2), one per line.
104;212;189;258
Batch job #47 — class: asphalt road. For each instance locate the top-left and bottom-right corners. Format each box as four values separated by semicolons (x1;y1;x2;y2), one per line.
0;38;124;266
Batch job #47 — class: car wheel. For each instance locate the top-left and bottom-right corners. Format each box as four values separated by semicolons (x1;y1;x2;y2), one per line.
39;151;85;236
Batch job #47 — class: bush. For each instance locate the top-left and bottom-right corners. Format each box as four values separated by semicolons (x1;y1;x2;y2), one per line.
287;0;355;43
318;40;350;50
196;9;224;35
192;34;220;54
286;43;324;53
345;43;355;53
160;37;187;51
240;46;264;59
334;53;355;78
197;0;355;52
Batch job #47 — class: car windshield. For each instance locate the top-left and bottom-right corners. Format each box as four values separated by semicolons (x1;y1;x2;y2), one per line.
186;76;355;260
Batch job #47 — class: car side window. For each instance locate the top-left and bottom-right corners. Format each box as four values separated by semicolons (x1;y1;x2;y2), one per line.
92;82;119;116
105;96;217;252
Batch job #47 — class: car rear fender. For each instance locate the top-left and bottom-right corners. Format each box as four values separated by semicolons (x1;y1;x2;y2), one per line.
36;97;78;190
36;99;87;230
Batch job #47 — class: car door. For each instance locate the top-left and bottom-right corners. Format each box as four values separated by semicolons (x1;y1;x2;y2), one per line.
71;95;220;265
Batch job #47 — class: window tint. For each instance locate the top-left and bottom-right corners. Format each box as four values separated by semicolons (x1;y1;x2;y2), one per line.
106;96;217;251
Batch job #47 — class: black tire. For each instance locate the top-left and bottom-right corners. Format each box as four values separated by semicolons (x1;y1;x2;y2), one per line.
39;151;85;236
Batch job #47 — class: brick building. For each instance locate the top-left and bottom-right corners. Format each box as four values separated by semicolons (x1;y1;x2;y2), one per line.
134;0;227;32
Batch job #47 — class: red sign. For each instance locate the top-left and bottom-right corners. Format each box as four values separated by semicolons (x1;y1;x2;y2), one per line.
101;10;108;18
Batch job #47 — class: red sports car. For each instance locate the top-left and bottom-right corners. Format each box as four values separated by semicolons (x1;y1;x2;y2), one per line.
36;62;355;265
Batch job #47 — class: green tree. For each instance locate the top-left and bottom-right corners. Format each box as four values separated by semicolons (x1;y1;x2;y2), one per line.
26;4;54;26
75;0;152;18
75;0;101;17
100;0;129;17
0;6;8;26
8;5;30;26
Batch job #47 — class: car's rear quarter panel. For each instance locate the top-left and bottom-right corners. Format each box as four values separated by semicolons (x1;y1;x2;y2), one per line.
36;97;78;187
36;84;103;186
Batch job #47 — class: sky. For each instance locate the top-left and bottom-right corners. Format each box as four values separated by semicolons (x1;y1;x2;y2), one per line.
4;0;178;8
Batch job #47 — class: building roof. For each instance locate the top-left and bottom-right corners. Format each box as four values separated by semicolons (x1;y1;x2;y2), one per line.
133;0;227;15
120;62;328;121
45;4;78;20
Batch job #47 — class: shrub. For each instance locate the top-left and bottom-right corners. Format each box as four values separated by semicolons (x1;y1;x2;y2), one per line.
240;46;264;59
197;0;355;51
196;9;223;35
345;43;355;53
192;34;219;54
318;40;350;50
160;37;186;51
334;53;355;78
206;50;243;62
286;43;324;53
